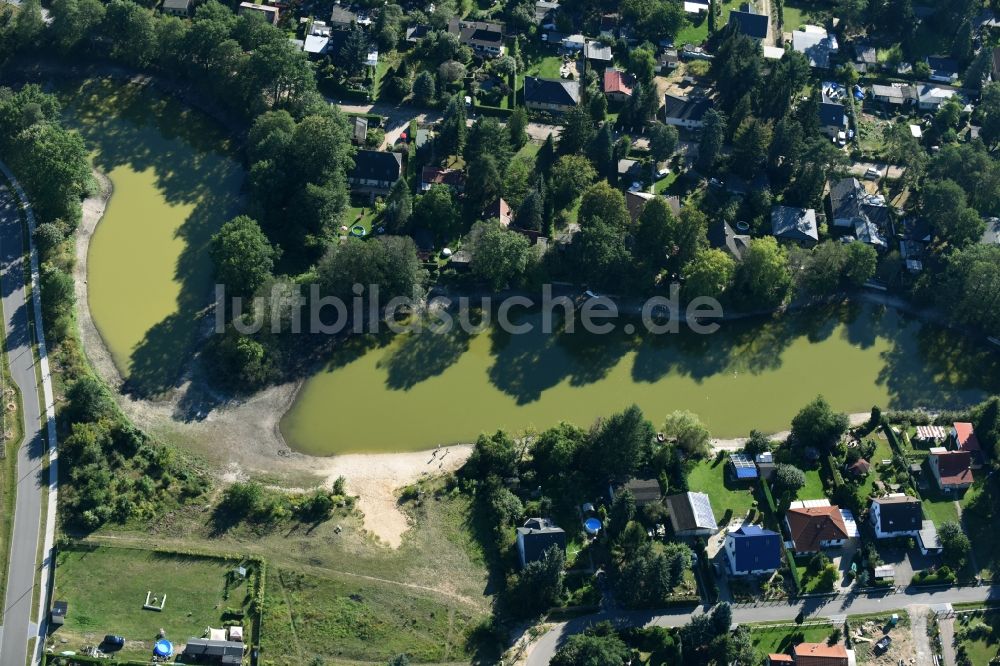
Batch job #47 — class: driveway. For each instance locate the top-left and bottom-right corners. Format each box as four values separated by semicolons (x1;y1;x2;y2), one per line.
0;176;46;666
875;544;939;587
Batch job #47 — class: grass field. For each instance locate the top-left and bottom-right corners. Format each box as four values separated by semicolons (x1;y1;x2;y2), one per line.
750;623;836;660
51;546;255;660
687;457;757;522
956;613;1000;665
676;0;743;46
526;55;562;80
263;568;479;664
921;490;960;527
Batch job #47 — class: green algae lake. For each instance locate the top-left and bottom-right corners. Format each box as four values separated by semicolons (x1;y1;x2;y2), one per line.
59;78;1000;456
59;78;242;395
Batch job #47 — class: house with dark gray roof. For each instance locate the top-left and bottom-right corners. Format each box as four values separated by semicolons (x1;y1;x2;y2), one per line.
926;55;960;83
869;494;922;538
405;24;431;43
665;492;718;536
516;518;566;568
771;205;818;246
329;4;357;28
524;76;580;112
162;0;192;16
728;3;768;40
348;150;403;195
534;0;560;27
663;93;712;129
829;177;889;249
612;478;664;507
448;18;506;57
708;220;750;260
182;639;245;665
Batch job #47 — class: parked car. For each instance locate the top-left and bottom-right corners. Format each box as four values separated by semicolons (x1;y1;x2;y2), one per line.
874;636;892;653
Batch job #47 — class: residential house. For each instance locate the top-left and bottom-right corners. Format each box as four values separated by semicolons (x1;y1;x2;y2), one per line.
982;217;1000;245
847;458;871;478
485;198;514;227
665;491;718;537
684;0;709;13
515;517;566;568
624;192;680;223
448;18;505;57
348;150;403;195
560;33;586;52
771;205;818;246
791;642;852;666
181;639;245;665
329;3;357;28
926;55;960;83
598;13;618;39
854;42;878;72
871;83;917;106
792;25;838;68
352;116;368;145
663;93;712;129
917;84;958;111
929;448;973;492
524;76;580;112
725;524;783;576
768;655;795;666
238;2;279;25
613;478;664;507
584;40;613;64
534;0;560;28
819;82;848;141
763;45;786;60
405;24;431;43
707;220;750;260
657;48;680;73
420;167;465;192
993;46;1000;82
784;502;857;554
951;421;983;469
162;0;192;16
728;3;769;40
603;69;634;102
829;177;889;249
869;494;922;539
617;159;642;179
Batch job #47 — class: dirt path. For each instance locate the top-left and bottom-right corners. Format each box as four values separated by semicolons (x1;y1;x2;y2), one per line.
709;412;872;450
911;606;934;666
939;617;957;666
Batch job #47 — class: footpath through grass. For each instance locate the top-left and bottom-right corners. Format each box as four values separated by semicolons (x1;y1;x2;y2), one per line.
51;545;259;660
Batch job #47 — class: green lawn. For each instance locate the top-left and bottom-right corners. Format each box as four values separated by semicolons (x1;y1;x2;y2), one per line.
515;141;542;161
956;613;1000;666
780;2;809;30
676;0;742;46
653;171;679;195
51;546;254;660
527;55;562;79
921;490;960;527
750;623;836;661
687;457;757;522
263;568;478;664
856;434;895;500
346;204;380;235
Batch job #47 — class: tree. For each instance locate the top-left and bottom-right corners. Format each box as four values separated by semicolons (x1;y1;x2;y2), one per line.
517;189;545;231
572;219;630;287
939;521;971;567
515;544;566;612
586;404;654;479
387;655;411;666
383;178;413;234
210;216;277;297
791;396;849;450
979;82;1000;147
922;179;984;248
937;244;1000;334
550;632;629;666
508;106;528;149
684;248;735;300
629;47;656;85
663;410;711;458
374;2;403;50
773;463;806;496
51;0;106;52
558;105;596;155
413;70;436;105
204;329;275;391
588;122;615;179
649;123;679;162
734;237;791;307
66;375;118;423
531;422;586;483
438;94;467;157
338;24;368;77
697;109;726;172
732;117;773;179
413;185;460;244
464;153;501;216
578;181;629;231
470;222;532;290
502;156;534;211
744;429;772;456
318;236;424;305
843;242;877;287
549;155;597;210
465;429;519;480
711;602;733;635
608;489;637;541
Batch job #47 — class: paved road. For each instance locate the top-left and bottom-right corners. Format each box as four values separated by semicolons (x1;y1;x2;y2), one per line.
524;586;1000;665
0;178;46;666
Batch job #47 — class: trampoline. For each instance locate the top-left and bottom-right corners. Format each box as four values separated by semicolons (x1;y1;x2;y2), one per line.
349;224;367;237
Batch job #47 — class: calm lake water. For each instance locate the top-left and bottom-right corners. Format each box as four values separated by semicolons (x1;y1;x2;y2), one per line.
59;78;242;395
281;303;1000;455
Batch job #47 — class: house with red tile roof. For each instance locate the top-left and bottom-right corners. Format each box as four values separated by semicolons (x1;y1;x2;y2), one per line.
784;504;855;554
420;167;465;192
929;448;973;491
603;68;634;103
792;642;851;666
952;422;983;468
768;654;794;665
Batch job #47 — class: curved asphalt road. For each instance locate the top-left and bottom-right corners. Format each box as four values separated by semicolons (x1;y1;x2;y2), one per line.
0;165;57;666
525;585;1000;665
